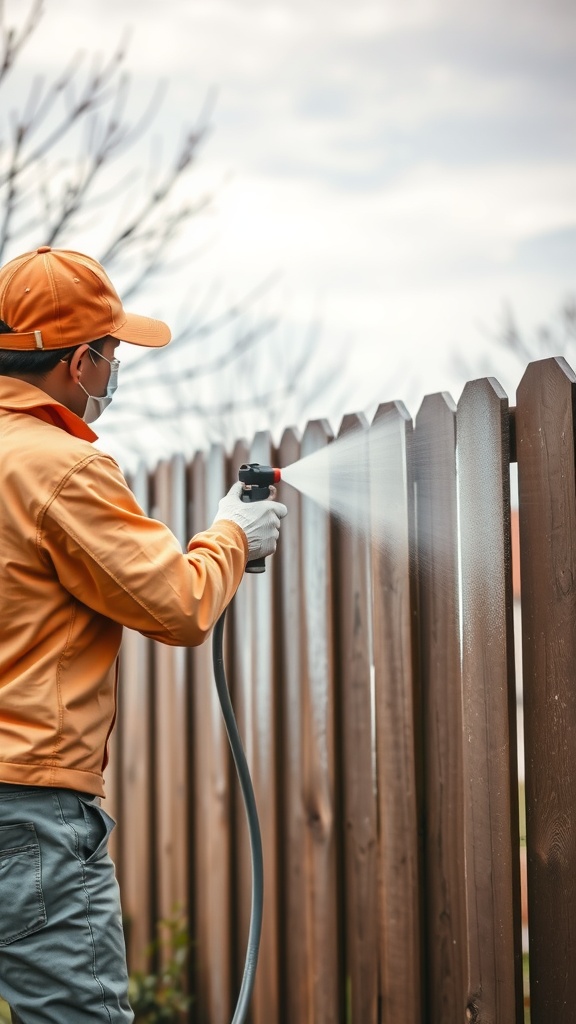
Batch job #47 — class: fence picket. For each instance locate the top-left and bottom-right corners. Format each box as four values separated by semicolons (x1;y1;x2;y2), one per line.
117;461;153;971
516;357;576;1024
457;377;523;1022
415;392;465;1022
151;455;189;942
188;446;233;1024
276;426;308;1024
299;418;342;1023
106;358;576;1024
370;401;422;1023
335;412;379;1024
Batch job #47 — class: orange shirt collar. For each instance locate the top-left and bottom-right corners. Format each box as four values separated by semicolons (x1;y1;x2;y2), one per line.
0;374;98;441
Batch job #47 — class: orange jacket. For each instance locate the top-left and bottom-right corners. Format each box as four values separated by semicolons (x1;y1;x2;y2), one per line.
0;377;248;796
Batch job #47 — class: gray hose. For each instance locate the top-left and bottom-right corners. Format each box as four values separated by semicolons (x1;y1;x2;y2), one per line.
212;607;264;1024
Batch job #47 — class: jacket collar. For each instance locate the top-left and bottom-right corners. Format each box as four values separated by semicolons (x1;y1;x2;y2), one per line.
0;375;98;442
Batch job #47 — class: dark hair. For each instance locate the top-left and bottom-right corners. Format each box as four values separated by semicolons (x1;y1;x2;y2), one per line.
0;321;108;378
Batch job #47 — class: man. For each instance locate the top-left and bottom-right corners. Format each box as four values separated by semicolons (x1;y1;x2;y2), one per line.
0;246;287;1023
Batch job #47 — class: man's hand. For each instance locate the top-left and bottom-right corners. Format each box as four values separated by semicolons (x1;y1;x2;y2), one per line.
213;481;288;560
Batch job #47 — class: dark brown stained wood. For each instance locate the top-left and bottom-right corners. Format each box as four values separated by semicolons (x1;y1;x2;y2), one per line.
516;357;576;1024
370;401;423;1023
415;391;465;1023
299;418;342;1024
276;426;309;1024
457;378;523;1023
108;381;576;1023
117;461;153;971
335;412;379;1024
150;455;189;954
188;445;233;1023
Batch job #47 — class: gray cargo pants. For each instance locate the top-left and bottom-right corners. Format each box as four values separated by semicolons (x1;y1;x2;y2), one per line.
0;783;133;1023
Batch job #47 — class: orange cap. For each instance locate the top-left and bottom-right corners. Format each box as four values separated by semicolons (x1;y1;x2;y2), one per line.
0;246;171;350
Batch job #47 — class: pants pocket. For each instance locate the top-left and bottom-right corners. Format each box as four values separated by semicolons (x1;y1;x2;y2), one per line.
77;796;116;864
0;823;47;945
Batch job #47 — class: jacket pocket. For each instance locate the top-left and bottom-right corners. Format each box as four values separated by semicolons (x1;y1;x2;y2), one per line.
77;796;116;864
0;823;47;945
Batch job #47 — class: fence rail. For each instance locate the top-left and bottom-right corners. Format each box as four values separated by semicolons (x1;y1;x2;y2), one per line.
107;356;576;1023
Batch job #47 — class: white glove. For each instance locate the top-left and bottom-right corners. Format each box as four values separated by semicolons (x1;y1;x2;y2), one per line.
213;481;288;560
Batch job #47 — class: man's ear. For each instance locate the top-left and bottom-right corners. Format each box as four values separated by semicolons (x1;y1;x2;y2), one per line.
67;344;90;383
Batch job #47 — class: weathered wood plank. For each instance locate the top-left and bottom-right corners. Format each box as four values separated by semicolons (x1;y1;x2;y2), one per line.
188;446;233;1024
415;392;465;1022
299;419;342;1023
457;377;523;1023
370;401;423;1023
116;461;153;971
335;412;379;1023
151;455;189;937
276;426;309;1024
516;357;576;1024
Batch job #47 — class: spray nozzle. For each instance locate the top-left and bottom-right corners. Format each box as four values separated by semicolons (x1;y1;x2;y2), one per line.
238;463;282;489
238;463;282;574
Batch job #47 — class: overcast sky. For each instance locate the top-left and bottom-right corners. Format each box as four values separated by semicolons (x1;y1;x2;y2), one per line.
6;0;576;449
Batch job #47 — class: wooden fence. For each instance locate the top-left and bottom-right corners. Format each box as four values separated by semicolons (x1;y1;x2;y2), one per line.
105;356;576;1023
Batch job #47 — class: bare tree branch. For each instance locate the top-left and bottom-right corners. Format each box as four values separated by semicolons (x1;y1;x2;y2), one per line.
0;1;345;463
0;0;43;89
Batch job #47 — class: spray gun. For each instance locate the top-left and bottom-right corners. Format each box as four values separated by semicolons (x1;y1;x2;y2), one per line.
239;463;282;574
213;462;283;1024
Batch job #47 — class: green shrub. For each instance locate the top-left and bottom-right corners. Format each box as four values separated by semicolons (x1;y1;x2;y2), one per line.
129;912;193;1024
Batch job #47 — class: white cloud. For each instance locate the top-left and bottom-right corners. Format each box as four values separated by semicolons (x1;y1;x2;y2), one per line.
3;0;576;443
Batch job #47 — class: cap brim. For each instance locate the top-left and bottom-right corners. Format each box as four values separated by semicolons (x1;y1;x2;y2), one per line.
110;311;171;348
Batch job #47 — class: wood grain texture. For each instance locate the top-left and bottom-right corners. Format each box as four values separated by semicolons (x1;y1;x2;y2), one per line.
457;377;523;1024
415;392;466;1023
516;357;576;1024
370;401;423;1024
151;455;189;952
116;461;153;971
336;412;379;1024
299;419;342;1024
188;446;233;1023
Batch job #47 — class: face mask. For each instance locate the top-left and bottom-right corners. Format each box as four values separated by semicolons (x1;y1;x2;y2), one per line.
79;348;120;423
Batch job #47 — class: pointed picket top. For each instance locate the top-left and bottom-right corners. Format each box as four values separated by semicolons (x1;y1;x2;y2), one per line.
338;410;369;435
205;442;227;523
169;451;187;548
457;375;511;608
460;374;508;405
414;390;457;564
188;449;207;536
517;353;576;407
278;425;301;495
372;398;412;426
231;436;250;490
369;400;413;551
415;389;457;429
301;416;334;456
250;428;274;462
